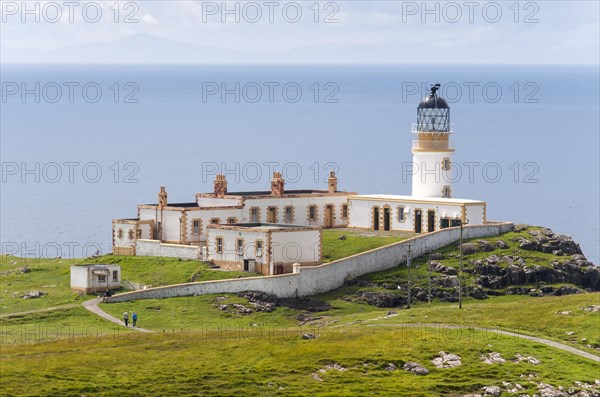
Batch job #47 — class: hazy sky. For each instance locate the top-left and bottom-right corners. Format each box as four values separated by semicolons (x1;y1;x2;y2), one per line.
1;0;598;63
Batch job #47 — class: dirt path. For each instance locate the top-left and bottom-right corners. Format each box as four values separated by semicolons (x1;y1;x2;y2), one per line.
82;298;153;333
366;323;600;363
0;303;80;318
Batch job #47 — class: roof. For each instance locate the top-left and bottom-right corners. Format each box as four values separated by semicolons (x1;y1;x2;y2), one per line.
207;222;320;231
418;94;449;109
143;202;199;208
225;189;330;197
349;194;485;205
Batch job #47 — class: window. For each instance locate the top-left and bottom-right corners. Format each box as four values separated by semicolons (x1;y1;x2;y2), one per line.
341;204;348;220
267;206;278;223
442;157;451;171
210;218;220;224
284;206;293;223
450;219;462;227
112;270;118;282
227;217;238;224
397;206;405;222
98;275;106;283
255;240;263;257
308;205;317;221
236;239;244;256
136;228;142;238
216;237;223;254
250;207;259;223
128;229;135;240
442;186;451;198
117;229;124;239
192;220;201;235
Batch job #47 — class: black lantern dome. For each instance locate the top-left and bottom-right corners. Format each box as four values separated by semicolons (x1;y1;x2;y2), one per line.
416;84;450;132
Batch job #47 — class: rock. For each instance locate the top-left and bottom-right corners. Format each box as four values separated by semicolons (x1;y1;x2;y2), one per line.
323;363;346;372
218;304;228;310
557;311;571;315
432;351;461;368
514;224;528;232
385;363;397;371
17;267;31;274
301;333;316;340
430;252;444;260
469;286;488;300
481;352;506;364
566;331;575;335
496;240;509;249
337;235;347;240
253;301;276;312
231;304;252;315
237;291;278;304
386;310;397;316
433;262;458;275
279;297;331;312
538;382;568;397
22;291;46;299
461;243;480;255
481;386;502;396
403;362;430;375
311;373;323;381
354;291;403;308
514;353;541;365
582;305;600;313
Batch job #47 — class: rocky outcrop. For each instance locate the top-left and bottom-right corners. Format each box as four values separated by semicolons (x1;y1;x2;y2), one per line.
403;362;430;375
515;228;583;255
432;351;462;368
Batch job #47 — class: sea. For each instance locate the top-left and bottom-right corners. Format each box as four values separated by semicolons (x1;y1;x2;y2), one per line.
1;64;598;263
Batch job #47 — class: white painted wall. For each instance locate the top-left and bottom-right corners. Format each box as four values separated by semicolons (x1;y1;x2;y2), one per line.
412;151;454;197
243;196;348;227
271;230;321;264
113;222;136;249
207;228;267;265
108;222;513;302
136;239;200;259
70;265;121;291
348;198;466;232
196;196;243;207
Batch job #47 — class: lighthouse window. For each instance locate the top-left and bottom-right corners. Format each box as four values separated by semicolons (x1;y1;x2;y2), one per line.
442;186;452;198
397;206;405;222
341;204;348;219
442;157;451;171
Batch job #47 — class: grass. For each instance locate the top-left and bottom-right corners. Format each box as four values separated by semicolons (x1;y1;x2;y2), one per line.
1;226;598;396
0;255;254;315
1;327;598;396
321;229;413;262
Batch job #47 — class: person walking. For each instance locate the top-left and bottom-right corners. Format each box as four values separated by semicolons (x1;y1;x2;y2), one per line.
123;311;129;327
132;312;138;328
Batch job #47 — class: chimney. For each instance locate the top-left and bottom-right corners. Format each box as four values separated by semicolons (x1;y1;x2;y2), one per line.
213;174;228;198
158;186;168;208
328;171;338;193
271;172;285;197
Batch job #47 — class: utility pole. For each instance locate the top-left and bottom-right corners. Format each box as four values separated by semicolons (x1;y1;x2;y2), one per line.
428;252;432;307
407;244;412;309
458;220;463;309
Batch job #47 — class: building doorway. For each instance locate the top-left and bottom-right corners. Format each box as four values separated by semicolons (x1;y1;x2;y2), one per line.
243;259;249;271
324;204;334;228
383;207;391;231
274;264;284;275
373;207;380;230
427;210;435;232
414;209;422;233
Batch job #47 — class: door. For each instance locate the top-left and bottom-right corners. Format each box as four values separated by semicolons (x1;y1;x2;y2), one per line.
275;264;284;275
324;205;334;228
243;259;249;271
373;207;380;230
383;207;391;231
414;210;422;233
427;210;435;232
267;207;277;223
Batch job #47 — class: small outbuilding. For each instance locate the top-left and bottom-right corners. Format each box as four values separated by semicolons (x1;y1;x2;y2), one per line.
70;264;122;294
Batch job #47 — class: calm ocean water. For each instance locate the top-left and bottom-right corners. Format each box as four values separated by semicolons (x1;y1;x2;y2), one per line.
1;64;598;263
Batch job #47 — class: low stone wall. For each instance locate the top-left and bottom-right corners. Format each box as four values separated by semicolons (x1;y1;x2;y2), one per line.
136;239;200;260
108;222;513;302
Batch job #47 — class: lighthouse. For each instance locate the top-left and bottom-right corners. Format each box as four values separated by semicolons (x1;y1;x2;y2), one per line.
411;84;454;198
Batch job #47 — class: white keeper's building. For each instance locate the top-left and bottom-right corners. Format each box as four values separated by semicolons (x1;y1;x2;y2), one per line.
112;84;487;275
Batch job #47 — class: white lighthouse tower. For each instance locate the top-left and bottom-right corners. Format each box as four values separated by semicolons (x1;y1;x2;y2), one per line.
411;84;454;198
